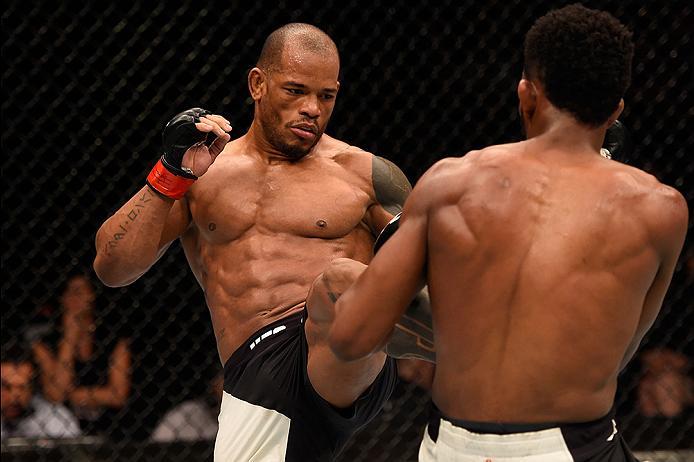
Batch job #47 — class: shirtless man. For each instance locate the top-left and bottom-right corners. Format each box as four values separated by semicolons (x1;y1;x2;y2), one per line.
328;5;688;461
94;23;416;461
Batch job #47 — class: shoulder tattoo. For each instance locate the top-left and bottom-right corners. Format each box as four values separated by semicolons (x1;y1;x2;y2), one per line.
372;156;412;215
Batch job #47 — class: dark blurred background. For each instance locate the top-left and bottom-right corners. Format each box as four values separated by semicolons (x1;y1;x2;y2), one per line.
2;0;692;460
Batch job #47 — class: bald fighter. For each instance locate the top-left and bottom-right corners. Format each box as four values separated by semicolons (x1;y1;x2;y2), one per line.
94;23;418;461
329;5;688;461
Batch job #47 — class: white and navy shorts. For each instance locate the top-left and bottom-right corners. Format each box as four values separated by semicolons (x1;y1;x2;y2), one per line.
419;404;639;462
214;310;397;461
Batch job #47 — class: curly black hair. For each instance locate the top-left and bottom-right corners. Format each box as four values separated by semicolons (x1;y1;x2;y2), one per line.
524;4;634;126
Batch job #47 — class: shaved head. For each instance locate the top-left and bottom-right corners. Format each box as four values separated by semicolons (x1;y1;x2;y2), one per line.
257;23;339;73
248;23;341;160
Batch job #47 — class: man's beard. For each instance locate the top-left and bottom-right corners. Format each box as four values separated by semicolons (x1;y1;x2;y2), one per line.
263;122;321;159
273;136;317;159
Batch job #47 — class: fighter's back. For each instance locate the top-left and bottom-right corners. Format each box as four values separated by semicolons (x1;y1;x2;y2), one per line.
426;139;686;423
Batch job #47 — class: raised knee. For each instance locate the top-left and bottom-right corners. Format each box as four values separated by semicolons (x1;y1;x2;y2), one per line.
321;258;367;292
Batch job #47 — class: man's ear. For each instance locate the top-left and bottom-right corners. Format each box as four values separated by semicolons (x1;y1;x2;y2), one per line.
517;78;537;119
606;98;625;127
248;67;266;101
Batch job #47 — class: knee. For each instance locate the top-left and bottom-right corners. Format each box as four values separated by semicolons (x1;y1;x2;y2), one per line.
307;258;366;312
307;259;366;326
321;258;367;292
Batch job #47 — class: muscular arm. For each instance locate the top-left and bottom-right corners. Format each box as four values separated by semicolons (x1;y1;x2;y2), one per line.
94;110;230;287
620;187;689;370
329;167;437;361
69;339;132;408
32;313;85;402
364;155;412;233
93;186;190;287
32;341;66;402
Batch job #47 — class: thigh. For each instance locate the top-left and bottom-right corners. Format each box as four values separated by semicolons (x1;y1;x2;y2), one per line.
304;258;388;408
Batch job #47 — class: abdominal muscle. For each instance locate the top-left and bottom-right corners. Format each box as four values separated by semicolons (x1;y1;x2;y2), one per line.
181;228;373;364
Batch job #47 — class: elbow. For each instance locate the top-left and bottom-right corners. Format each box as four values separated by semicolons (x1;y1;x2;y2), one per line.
110;392;129;408
93;254;121;287
93;255;140;288
110;381;131;408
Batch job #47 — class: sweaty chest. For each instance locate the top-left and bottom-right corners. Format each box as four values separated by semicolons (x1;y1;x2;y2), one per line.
189;166;372;242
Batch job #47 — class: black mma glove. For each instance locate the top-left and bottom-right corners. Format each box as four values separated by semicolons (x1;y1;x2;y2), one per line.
373;213;401;254
601;120;632;164
147;108;212;199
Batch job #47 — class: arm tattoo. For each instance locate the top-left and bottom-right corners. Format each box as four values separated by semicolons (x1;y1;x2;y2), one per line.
372;156;412;215
104;189;154;255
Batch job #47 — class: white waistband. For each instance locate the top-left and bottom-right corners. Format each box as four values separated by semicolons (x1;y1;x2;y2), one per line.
436;419;574;458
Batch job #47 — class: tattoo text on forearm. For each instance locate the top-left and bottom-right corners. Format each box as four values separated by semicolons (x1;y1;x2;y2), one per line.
103;189;153;255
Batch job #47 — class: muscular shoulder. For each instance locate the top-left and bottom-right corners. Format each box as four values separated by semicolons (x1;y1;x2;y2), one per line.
369;155;412;214
612;164;684;209
418;154;478;196
208;137;258;170
405;155;472;215
641;176;687;238
613;165;688;249
323;135;412;214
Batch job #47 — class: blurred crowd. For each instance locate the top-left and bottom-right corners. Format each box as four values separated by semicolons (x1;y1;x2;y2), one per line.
2;261;692;448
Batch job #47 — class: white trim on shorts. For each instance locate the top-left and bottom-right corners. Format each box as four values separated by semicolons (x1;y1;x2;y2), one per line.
419;419;575;462
214;391;291;461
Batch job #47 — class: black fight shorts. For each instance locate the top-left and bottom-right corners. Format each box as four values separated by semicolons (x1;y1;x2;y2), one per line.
214;310;397;461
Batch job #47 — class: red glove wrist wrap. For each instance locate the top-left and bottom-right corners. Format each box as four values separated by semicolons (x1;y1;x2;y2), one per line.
146;159;196;200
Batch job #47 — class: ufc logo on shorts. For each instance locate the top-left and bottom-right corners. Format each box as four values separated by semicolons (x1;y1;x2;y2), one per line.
249;325;287;350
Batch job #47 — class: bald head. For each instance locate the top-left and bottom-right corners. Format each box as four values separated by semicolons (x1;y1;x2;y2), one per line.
257;23;339;73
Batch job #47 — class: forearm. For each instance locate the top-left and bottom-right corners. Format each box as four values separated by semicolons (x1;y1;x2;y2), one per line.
40;360;71;402
48;340;78;399
331;210;428;360
71;385;128;408
33;342;68;402
94;186;174;287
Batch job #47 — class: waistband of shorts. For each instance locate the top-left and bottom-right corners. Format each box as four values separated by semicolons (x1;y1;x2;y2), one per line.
429;405;625;459
223;308;306;372
429;404;616;438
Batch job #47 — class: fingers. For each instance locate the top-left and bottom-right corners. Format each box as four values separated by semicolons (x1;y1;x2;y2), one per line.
205;114;232;130
208;132;231;160
195;114;232;138
199;114;232;160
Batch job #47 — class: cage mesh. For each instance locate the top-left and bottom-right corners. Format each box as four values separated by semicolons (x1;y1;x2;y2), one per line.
2;1;692;460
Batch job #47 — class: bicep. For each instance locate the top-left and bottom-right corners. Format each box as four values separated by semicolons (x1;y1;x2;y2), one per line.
331;187;431;358
622;194;688;368
367;156;412;232
356;163;444;309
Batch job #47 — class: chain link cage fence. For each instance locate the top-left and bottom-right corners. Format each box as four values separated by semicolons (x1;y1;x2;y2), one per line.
2;0;692;461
